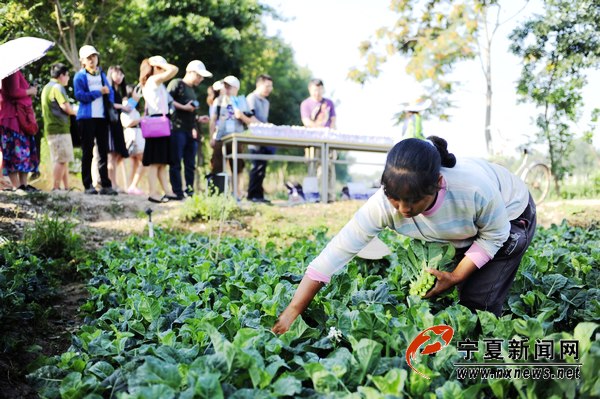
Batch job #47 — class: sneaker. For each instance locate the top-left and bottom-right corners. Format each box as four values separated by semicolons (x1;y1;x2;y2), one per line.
99;187;118;196
85;187;99;195
127;187;145;195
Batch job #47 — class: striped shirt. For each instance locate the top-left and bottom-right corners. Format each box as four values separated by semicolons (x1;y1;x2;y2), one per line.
306;158;530;283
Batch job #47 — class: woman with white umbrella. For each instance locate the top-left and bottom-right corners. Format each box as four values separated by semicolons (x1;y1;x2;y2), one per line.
0;37;54;192
0;70;40;192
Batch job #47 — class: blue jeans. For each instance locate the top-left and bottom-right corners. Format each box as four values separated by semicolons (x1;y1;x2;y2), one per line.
169;129;198;196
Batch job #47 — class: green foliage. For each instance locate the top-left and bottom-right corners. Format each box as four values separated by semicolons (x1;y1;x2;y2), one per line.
179;191;239;222
348;0;484;119
0;222;84;352
509;0;600;192
24;214;82;261
0;0;310;127
28;223;600;397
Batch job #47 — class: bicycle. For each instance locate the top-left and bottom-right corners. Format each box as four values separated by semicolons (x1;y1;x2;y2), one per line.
515;148;551;204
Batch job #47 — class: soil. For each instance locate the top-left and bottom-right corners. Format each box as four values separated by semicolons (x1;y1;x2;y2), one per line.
0;190;599;397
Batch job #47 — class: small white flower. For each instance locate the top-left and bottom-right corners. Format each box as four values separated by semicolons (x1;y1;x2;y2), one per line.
327;327;343;342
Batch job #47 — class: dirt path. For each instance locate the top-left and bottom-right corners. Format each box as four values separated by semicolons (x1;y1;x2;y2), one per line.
1;191;599;244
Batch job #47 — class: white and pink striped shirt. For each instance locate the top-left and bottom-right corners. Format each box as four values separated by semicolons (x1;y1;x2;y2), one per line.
306;158;530;283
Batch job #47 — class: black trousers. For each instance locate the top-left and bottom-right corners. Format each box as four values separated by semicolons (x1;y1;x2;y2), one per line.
247;146;275;200
79;118;111;189
456;194;537;316
170;129;198;196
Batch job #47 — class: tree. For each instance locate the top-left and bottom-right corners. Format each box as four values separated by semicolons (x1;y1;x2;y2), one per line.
348;1;481;119
0;0;310;126
509;0;600;194
348;0;528;155
0;0;124;70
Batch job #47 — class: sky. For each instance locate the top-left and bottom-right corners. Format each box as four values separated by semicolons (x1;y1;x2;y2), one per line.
262;0;599;178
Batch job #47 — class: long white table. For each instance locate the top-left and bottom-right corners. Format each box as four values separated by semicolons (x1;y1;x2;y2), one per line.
221;132;393;201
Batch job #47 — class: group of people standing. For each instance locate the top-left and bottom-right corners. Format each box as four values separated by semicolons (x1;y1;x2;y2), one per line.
0;43;341;203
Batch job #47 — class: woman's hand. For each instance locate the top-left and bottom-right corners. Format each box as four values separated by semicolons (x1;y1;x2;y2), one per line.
272;306;300;334
272;275;324;335
423;256;478;299
423;269;461;298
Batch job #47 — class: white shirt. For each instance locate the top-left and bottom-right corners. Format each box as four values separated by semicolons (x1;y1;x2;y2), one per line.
142;75;169;115
86;73;104;118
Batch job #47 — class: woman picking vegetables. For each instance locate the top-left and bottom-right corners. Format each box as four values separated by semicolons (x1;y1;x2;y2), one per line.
273;136;536;334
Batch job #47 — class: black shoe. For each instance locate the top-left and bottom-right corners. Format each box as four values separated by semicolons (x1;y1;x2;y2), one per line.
24;184;39;192
99;187;118;196
249;197;271;204
148;196;168;203
85;187;99;195
166;194;184;201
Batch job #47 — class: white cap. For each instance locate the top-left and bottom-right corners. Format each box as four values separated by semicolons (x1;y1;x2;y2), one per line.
212;80;224;91
148;55;168;67
186;60;213;78
79;45;99;60
223;75;240;89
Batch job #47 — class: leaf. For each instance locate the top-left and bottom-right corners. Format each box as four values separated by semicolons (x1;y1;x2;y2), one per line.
181;371;224;399
125;385;176;399
130;357;181;389
574;322;599;354
351;283;397;306
513;318;544;340
279;316;319;346
435;380;464;399
351;338;383;381
87;361;115;380
271;375;302;397
542;274;568;296
369;368;407;395
303;363;339;393
59;372;97;399
137;296;162;323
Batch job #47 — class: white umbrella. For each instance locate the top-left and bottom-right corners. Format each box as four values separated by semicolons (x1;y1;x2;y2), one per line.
0;37;55;81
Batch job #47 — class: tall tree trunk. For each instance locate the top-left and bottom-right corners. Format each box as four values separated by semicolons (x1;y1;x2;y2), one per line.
484;45;493;155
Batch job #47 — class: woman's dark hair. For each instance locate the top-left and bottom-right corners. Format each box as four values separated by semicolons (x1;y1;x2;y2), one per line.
381;136;456;201
50;63;70;79
107;65;127;98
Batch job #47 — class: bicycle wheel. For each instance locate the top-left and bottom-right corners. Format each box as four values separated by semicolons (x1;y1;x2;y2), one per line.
523;163;551;204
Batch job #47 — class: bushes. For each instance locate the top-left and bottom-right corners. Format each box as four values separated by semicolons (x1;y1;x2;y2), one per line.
23;214;82;261
179;191;239;222
0;215;84;352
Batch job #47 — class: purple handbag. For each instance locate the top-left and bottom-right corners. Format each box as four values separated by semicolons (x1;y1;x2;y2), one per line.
140;114;171;138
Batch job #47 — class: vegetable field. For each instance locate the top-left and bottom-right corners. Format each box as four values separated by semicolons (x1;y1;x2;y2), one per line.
25;220;599;398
